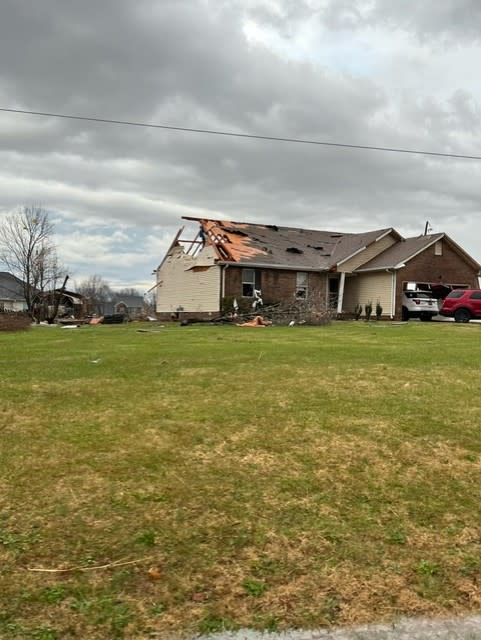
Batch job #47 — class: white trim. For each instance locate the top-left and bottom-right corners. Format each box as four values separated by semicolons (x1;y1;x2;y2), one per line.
337;272;346;314
394;234;445;266
221;264;228;299
356;263;404;273
390;270;396;318
375;229;398;242
336;229;397;267
216;261;327;272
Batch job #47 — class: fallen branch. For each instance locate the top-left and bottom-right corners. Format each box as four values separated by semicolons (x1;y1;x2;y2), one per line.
27;556;155;573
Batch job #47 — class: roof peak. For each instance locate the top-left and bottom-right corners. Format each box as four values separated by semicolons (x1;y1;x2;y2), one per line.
182;215;392;237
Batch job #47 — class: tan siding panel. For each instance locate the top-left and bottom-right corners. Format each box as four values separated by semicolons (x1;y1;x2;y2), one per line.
339;234;397;272
343;271;393;316
156;245;221;313
342;275;360;312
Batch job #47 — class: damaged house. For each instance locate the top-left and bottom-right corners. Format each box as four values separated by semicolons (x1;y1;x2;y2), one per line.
32;288;87;321
154;218;481;319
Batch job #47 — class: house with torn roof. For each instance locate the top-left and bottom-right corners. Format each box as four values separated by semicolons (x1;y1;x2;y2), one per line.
154;218;481;320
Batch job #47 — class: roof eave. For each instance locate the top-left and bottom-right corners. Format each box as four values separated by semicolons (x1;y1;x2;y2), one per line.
217;260;329;272
355;265;399;273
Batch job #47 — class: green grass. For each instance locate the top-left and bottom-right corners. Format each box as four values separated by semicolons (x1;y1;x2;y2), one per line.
1;320;481;638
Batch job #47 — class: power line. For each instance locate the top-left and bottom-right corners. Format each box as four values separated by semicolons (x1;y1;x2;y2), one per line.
1;106;481;161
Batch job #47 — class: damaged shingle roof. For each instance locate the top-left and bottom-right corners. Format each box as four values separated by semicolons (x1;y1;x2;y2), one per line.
183;217;396;270
355;234;445;271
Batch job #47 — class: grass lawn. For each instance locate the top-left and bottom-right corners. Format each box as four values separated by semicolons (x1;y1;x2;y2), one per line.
1;320;481;639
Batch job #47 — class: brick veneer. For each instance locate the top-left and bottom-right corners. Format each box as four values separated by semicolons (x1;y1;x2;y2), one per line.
395;240;479;318
224;266;328;306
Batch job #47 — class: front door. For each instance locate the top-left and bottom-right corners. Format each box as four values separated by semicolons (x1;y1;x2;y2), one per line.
328;277;339;310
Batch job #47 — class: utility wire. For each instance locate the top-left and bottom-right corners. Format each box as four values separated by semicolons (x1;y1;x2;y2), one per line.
1;106;481;161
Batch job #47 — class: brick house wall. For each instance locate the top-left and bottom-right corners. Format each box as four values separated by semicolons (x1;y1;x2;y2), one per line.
224;266;328;307
394;239;479;318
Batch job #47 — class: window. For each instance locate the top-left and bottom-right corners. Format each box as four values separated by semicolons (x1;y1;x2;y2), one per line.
447;290;465;299
470;292;481;299
434;240;443;256
242;268;261;297
296;272;308;299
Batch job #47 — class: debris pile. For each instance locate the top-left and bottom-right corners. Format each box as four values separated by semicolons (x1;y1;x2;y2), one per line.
180;300;333;327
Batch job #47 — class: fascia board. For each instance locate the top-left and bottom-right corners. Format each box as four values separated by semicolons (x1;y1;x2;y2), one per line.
217;261;328;272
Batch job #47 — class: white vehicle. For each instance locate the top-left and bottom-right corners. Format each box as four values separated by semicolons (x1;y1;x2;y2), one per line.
401;290;439;321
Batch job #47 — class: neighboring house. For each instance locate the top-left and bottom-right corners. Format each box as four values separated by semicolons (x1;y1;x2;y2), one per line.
154;218;481;319
101;295;145;319
0;272;27;311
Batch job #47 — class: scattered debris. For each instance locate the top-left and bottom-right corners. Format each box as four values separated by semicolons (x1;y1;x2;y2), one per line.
102;313;126;325
286;247;303;254
137;329;162;333
236;316;272;327
192;591;207;602
27;556;155;573
148;566;162;580
252;289;263;309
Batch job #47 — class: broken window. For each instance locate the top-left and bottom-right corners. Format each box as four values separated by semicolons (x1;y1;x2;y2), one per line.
296;272;308;299
242;269;261;297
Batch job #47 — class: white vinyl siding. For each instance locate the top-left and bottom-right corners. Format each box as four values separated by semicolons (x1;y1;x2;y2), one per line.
339;234;397;272
342;271;393;316
156;245;221;313
0;299;26;312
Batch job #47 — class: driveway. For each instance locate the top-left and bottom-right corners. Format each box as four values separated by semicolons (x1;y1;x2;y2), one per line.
202;615;481;640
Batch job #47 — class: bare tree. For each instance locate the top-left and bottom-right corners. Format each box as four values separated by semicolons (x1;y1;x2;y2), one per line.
117;287;143;297
76;275;113;315
0;206;65;317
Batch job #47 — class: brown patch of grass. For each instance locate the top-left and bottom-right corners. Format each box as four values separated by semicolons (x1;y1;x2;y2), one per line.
2;323;481;637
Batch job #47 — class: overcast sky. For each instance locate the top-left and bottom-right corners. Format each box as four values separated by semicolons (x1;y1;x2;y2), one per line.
1;0;481;291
